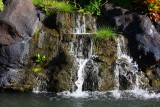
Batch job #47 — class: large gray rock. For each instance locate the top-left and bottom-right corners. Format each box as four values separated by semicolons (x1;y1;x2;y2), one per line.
102;3;160;69
0;0;38;45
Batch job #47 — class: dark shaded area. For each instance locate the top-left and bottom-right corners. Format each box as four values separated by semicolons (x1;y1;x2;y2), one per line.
45;48;70;92
43;13;57;29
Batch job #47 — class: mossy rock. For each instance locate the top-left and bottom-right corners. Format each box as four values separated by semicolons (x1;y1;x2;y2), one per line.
152;79;160;87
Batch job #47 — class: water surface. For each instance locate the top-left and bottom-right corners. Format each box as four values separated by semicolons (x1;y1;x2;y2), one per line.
0;91;160;107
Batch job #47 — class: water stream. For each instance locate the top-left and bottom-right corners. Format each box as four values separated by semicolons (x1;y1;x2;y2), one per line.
31;13;160;100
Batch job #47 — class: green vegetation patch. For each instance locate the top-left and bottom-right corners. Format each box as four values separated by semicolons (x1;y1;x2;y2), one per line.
95;27;115;39
32;0;73;15
93;27;116;47
0;0;4;11
33;53;46;63
32;68;41;73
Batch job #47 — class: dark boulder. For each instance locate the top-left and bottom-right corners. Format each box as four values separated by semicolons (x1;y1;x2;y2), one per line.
0;0;38;45
102;3;160;70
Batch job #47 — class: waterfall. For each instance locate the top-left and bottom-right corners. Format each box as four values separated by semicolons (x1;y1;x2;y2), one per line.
61;13;98;97
114;36;140;90
32;73;47;94
74;14;86;34
112;35;160;99
68;36;93;97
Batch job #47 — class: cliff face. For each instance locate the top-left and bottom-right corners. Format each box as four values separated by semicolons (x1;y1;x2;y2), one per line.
0;1;159;92
0;2;117;92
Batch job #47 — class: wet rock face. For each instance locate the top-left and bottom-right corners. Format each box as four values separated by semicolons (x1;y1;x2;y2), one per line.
43;12;96;34
0;0;38;45
102;3;160;70
146;64;160;88
0;10;117;92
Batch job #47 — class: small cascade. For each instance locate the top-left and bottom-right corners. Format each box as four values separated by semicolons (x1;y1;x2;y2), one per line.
73;14;97;34
32;74;47;94
114;36;140;90
112;35;160;99
74;14;86;34
68;36;93;97
75;59;89;92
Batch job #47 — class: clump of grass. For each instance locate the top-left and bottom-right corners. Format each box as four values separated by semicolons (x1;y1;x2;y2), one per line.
0;0;4;11
95;27;115;39
32;0;73;15
93;27;116;46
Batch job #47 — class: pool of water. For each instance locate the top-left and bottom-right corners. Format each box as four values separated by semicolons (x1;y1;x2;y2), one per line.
0;90;160;107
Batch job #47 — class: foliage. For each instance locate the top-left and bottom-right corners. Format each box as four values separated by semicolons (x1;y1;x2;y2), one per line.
78;0;108;15
144;0;160;22
34;53;46;63
0;0;4;11
32;0;73;15
83;0;102;15
32;68;41;73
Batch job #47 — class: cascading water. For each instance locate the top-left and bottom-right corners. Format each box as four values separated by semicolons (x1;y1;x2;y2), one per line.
73;14;86;34
112;35;160;99
32;73;47;94
61;13;98;97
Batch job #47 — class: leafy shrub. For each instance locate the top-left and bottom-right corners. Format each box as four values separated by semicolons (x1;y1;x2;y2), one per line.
0;0;4;11
34;53;46;63
84;0;102;15
144;0;160;22
32;0;73;15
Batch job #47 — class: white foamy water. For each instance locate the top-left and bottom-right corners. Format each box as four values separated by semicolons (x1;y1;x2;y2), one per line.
74;14;86;34
68;38;93;97
111;36;160;99
32;74;47;94
75;59;89;92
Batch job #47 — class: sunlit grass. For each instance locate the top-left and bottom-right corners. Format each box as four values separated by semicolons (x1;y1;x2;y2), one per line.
95;27;115;39
32;0;73;15
92;27;116;46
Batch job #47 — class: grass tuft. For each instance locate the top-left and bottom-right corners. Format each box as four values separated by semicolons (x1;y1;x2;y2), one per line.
95;27;115;39
32;0;73;15
93;27;116;46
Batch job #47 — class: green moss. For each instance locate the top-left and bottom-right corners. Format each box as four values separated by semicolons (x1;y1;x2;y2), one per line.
32;68;41;73
33;28;40;37
152;78;160;87
32;0;73;15
0;0;4;11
